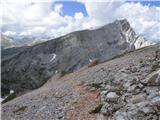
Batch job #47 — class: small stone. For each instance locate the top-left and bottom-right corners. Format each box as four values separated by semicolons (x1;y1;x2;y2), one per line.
147;92;158;100
151;96;160;106
101;91;108;102
101;102;122;116
101;103;110;115
123;81;133;90
131;67;138;73
127;84;137;92
141;107;155;114
88;87;97;92
105;92;119;103
114;111;128;120
104;85;112;91
128;94;146;104
138;83;144;89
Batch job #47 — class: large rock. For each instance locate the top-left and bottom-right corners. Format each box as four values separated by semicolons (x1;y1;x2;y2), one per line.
127;94;146;104
142;70;160;86
101;102;122;116
105;92;119;103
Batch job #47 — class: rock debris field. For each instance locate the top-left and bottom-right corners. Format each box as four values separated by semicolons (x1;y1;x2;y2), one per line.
2;44;160;120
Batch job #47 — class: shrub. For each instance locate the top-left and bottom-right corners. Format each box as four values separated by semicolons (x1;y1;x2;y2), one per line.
151;63;160;72
89;104;103;114
104;80;112;85
60;70;71;77
2;93;16;104
139;59;143;64
88;59;99;67
90;82;102;89
13;106;27;113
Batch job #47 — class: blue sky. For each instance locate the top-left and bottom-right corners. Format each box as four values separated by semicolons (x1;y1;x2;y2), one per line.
54;1;88;17
127;1;160;6
53;1;160;18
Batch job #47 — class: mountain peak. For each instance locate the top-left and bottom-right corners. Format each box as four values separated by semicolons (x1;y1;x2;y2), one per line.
1;19;153;96
115;18;129;24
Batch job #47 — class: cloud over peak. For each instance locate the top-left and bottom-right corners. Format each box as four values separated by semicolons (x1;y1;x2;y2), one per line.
1;0;160;42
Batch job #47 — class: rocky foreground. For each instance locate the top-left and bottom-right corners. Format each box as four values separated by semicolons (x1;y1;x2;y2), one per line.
2;44;160;120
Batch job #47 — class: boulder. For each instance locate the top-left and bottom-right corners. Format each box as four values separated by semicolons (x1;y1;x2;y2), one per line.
105;92;119;103
142;70;160;86
128;94;146;104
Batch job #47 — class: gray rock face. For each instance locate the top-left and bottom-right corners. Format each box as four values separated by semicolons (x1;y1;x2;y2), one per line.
1;19;147;96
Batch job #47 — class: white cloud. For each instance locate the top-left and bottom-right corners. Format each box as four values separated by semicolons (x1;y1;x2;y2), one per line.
84;0;124;24
74;12;84;20
116;2;160;41
1;0;160;43
19;26;46;36
24;3;51;21
81;1;160;42
3;31;16;36
54;4;63;14
1;1;52;24
1;0;87;40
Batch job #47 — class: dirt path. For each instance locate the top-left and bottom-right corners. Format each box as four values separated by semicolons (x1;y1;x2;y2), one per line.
65;80;100;120
44;74;101;120
46;73;101;119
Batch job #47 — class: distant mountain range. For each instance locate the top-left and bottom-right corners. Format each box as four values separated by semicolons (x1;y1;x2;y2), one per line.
1;19;154;50
1;34;17;49
1;34;53;49
1;19;155;96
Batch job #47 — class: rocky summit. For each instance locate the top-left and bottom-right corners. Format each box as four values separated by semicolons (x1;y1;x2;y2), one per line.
1;19;151;97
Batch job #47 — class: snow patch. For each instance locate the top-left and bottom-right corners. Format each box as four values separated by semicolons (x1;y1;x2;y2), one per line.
50;53;56;62
134;36;155;49
1;89;14;103
0;98;4;102
10;90;14;94
89;59;92;62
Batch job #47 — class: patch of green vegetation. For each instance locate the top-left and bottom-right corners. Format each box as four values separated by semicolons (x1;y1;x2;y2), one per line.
89;104;103;114
13;106;27;113
37;67;45;80
139;59;143;64
104;80;112;85
39;67;45;74
60;70;71;77
90;82;102;89
150;63;160;72
2;93;16;104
